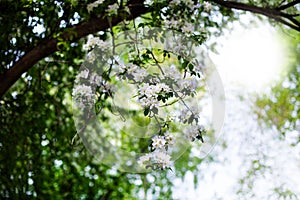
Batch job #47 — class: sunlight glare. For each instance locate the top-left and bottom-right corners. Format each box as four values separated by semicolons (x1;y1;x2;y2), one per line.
211;24;285;91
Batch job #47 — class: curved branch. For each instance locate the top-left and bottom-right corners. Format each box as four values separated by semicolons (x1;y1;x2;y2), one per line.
281;13;300;27
211;0;300;32
0;1;148;98
1;0;299;98
277;0;300;10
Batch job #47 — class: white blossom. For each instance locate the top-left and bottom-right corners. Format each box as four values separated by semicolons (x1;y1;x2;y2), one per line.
184;125;198;141
165;18;179;29
138;82;172;108
164;132;175;145
182;22;194;34
98;40;110;50
156;83;171;93
179;107;189;122
90;73;102;85
137;154;151;166
83;35;109;51
83;35;100;51
78;69;89;79
137;150;172;170
126;63;139;74
138;132;175;169
151;150;172;169
125;63;148;82
101;82;115;93
178;105;200;123
133;70;148;82
87;0;105;13
179;78;198;92
203;2;213;12
106;3;119;16
190;105;200;116
139;83;157;98
173;43;185;54
194;63;205;72
185;0;195;10
72;85;93;97
164;65;181;81
139;96;159;108
152;135;166;149
87;4;94;13
75;101;86;109
118;64;127;74
170;0;194;10
139;83;171;98
86;51;96;62
72;85;95;108
113;57;126;74
169;0;181;6
184;124;205;141
75;69;89;83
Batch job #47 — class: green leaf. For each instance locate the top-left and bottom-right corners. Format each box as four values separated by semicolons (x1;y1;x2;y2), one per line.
144;107;150;116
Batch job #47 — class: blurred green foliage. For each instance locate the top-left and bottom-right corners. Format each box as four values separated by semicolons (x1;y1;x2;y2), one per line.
1;0;299;199
255;30;300;143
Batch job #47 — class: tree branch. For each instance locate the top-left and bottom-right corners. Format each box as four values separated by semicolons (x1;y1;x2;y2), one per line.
211;0;300;32
0;2;148;98
277;0;300;10
281;13;300;27
1;0;299;98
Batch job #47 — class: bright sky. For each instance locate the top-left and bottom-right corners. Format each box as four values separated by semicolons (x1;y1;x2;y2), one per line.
171;20;300;199
210;22;286;92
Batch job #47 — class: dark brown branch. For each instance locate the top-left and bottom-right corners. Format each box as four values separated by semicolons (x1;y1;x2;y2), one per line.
275;16;300;31
286;13;300;17
1;0;299;98
0;2;148;98
211;0;281;16
278;0;287;7
277;0;300;10
211;0;300;32
281;13;300;27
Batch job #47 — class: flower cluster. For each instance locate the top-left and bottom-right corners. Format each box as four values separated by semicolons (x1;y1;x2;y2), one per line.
179;77;198;95
115;55;205;170
72;84;94;108
184;124;205;142
86;51;97;62
164;19;179;29
76;69;89;80
152;135;166;149
164;0;210;40
78;4;208;169
165;20;195;34
182;22;194;34
138;151;172;170
138;133;174;170
166;0;196;34
73;69;113;108
83;35;110;52
164;65;199;95
75;47;206;170
169;0;195;10
72;84;92;97
138;83;172;109
178;105;200;124
119;63;148;82
164;65;182;80
203;2;213;12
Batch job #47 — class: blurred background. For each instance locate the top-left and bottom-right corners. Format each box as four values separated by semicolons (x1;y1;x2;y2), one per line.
0;0;299;199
